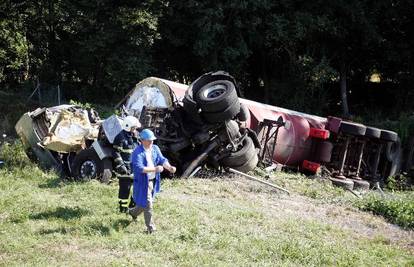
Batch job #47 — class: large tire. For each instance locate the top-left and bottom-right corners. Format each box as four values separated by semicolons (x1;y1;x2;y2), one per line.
385;137;401;162
192;132;210;145
221;137;255;166
365;127;381;139
196;80;239;112
383;150;401;179
182;94;204;125
339;121;366;136
202;99;240;123
188;71;237;97
71;148;112;182
349;178;370;191
380;130;398;142
233;152;259;173
329;177;354;190
237;103;250;122
24;147;39;163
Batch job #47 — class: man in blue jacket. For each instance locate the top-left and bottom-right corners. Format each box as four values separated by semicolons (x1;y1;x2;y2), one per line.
129;128;176;233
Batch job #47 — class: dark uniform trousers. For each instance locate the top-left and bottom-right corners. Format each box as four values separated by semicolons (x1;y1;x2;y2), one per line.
113;130;137;213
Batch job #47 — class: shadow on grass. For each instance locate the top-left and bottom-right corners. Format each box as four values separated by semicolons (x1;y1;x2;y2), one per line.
38;177;67;189
82;219;132;236
87;222;112;236
38;226;75;235
112;218;132;231
30;207;89;220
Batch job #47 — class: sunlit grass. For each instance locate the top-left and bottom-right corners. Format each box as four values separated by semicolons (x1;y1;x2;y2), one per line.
0;142;413;266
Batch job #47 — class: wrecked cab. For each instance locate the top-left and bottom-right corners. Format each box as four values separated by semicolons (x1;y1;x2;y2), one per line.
15;105;100;176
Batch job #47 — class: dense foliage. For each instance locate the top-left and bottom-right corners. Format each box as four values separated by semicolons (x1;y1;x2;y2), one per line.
355;192;414;229
0;0;413;117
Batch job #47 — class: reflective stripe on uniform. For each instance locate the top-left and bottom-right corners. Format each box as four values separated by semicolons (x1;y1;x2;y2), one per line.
114;146;133;153
119;199;129;207
126;185;134;207
115;172;133;178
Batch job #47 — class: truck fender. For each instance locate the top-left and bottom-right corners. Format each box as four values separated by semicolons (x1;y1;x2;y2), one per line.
92;140;114;160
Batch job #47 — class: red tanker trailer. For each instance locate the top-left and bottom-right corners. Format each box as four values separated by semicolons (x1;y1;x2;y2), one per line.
159;71;401;190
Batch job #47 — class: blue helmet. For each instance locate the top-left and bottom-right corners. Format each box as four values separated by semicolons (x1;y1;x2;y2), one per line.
139;129;157;141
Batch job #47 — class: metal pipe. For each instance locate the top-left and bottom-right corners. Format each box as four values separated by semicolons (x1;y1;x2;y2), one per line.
227;167;290;195
337;136;350;178
346;188;362;198
354;140;366;178
372;143;383;182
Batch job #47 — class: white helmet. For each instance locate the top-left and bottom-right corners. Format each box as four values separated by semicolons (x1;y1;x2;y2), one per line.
122;116;141;131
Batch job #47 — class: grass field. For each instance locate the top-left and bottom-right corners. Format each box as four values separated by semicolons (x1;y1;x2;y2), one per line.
0;142;413;266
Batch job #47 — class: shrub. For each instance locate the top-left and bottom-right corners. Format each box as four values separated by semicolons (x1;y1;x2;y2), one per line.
0;140;32;168
355;192;414;229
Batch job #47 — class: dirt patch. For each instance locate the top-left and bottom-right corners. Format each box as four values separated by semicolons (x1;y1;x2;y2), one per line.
167;177;414;252
263;195;414;251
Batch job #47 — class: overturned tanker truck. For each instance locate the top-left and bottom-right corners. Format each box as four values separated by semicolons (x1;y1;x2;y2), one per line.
15;71;404;190
15;73;260;182
151;71;403;190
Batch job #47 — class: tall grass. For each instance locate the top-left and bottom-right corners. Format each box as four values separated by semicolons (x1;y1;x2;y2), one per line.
354;192;414;229
1;142;413;265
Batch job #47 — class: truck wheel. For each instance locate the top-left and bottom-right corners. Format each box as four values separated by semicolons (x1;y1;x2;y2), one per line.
383;152;401;180
196;80;239;112
329;177;354;190
182;94;204;125
24;147;39;163
202;99;240;123
385;138;401;162
71;148;112;182
237;103;250;122
221;137;255;166
365;127;381;139
339;121;366;136
380;130;398;142
233;152;259;173
349;179;370;191
188;71;237;96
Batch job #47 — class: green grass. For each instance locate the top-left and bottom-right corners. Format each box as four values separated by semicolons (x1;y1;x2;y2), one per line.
354;192;414;229
264;169;414;230
1;142;413;266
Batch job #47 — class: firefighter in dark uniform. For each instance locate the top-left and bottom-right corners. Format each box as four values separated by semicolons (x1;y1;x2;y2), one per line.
113;115;141;213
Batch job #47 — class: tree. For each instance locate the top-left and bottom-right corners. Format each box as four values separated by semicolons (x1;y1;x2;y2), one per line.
0;1;29;86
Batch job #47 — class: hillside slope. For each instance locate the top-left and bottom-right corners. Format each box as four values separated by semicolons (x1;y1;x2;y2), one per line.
0;149;413;266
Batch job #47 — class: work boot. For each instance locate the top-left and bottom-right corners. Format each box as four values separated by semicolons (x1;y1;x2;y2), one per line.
147;225;156;234
128;208;138;221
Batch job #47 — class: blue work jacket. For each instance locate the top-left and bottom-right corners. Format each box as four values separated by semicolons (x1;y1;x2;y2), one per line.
131;144;168;208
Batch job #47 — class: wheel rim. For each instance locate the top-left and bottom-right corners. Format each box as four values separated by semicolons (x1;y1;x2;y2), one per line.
80;160;97;179
202;84;226;99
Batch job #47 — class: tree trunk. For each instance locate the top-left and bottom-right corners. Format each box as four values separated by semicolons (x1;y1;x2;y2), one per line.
340;62;350;118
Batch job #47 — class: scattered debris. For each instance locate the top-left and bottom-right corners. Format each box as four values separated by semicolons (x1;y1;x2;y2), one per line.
228;167;290;195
